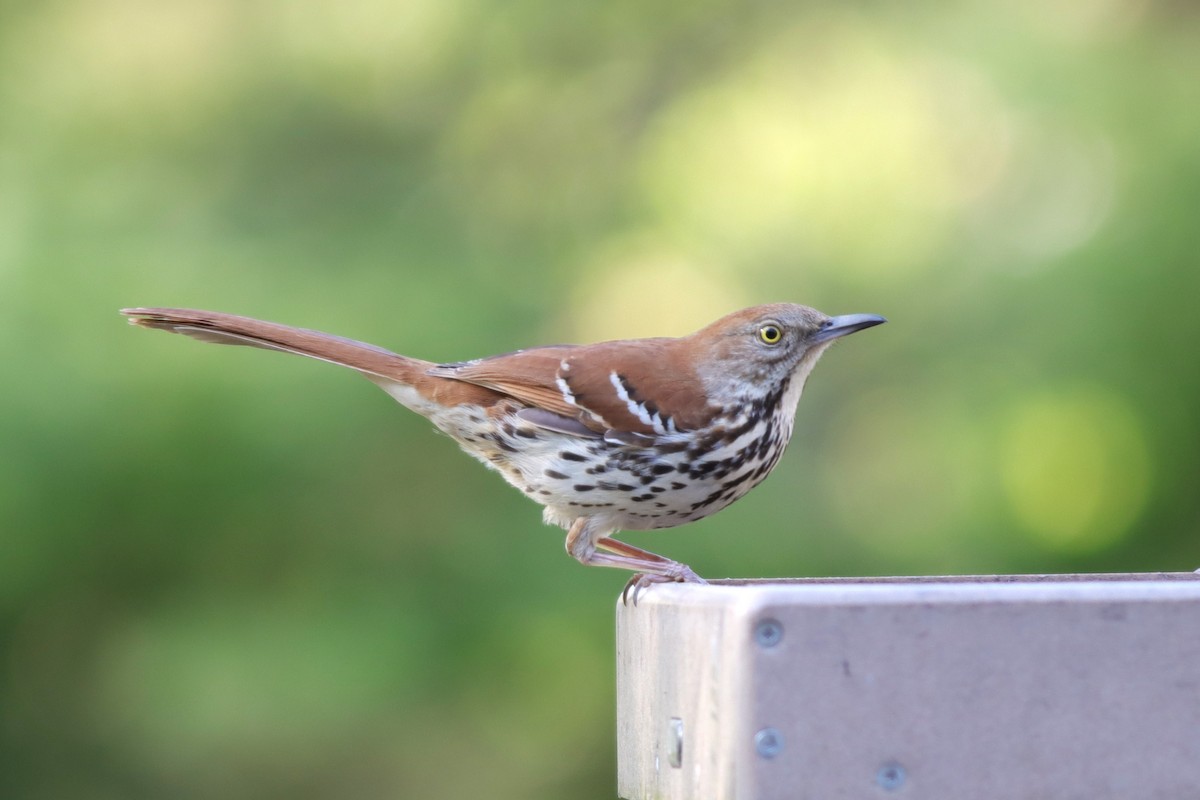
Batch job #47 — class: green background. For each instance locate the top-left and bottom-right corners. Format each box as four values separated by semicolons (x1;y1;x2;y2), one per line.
3;1;1198;798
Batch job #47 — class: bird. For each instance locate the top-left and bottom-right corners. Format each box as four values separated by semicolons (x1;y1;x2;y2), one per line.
121;303;884;600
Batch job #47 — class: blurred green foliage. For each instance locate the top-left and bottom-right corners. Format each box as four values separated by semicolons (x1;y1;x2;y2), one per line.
2;1;1199;797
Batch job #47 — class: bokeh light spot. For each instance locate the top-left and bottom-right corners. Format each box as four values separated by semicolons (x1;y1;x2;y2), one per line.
1001;387;1151;553
564;236;748;342
823;387;987;568
26;0;238;117
638;21;1013;283
971;122;1115;271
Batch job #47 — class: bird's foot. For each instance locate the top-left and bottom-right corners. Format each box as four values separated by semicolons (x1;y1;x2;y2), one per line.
621;565;707;607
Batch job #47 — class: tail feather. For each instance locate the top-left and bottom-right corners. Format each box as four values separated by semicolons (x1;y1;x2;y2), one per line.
120;307;431;384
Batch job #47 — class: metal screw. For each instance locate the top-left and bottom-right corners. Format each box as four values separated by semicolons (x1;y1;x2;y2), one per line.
876;761;906;791
754;618;784;648
668;718;683;768
754;727;784;759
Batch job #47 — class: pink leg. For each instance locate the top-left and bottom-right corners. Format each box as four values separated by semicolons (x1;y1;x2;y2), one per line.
565;518;706;605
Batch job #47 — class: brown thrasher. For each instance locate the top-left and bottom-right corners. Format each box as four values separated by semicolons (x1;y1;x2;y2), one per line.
121;304;884;598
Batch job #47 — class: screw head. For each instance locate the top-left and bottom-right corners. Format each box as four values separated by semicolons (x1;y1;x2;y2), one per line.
876;761;906;791
754;727;784;759
754;618;784;648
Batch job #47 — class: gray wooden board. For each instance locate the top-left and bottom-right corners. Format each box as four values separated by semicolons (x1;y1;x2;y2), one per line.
616;573;1200;800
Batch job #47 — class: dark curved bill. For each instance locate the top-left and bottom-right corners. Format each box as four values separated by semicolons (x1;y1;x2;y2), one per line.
811;313;887;344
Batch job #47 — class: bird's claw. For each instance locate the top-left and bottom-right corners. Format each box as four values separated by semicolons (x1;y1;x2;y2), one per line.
621;566;707;606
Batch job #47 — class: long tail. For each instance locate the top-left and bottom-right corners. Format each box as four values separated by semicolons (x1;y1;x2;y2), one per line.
120;307;432;384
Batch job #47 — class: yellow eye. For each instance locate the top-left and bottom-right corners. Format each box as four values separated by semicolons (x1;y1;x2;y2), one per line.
758;323;783;345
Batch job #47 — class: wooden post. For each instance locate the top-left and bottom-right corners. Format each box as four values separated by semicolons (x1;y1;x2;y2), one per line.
616;573;1200;799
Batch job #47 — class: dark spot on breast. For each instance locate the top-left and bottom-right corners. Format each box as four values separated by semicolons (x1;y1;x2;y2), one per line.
574;484;596;492
560;451;586;462
721;472;752;491
690;487;727;511
544;469;569;480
